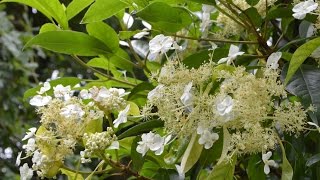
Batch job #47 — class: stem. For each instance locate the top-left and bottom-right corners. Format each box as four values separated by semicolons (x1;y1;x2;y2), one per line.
71;55;136;87
171;34;259;44
62;165;109;175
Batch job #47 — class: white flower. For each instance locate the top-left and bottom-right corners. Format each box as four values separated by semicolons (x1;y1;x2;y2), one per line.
22;127;37;141
133;31;149;39
79;89;92;99
216;95;234;116
108;141;120;150
148;34;174;60
180;82;193;111
307;122;320;132
218;44;244;65
292;0;318;20
109;88;129;97
22;138;37;154
60;104;85;119
200;5;215;36
262;151;278;174
113;104;130;128
123;12;134;29
32;150;46;167
19;163;33;180
29;95;52;107
147;84;164;100
142;21;152;30
37;82;50;94
197;126;219;149
266;52;282;69
136;132;169;156
53;84;71;100
16;151;22;166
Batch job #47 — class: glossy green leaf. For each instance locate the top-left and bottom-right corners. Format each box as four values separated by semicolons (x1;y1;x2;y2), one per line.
247;154;266;180
86;22;119;52
131;136;145;172
108;49;134;72
136;2;192;33
245;0;259;6
82;0;128;23
119;30;142;40
117;120;164;139
2;0;68;29
66;0;94;20
187;0;216;5
60;168;84;180
206;155;237;180
266;6;293;20
128;82;154;100
87;57;110;70
180;133;203;173
285;37;320;84
24;31;112;56
240;7;262;27
23;77;81;100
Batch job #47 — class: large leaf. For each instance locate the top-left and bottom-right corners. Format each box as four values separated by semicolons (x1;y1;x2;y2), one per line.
24;31;112;56
66;0;94;20
131;136;145;172
2;0;68;29
245;0;259;6
285;37;320;84
136;2;192;33
23;77;81;100
117;120;164;139
82;0;128;23
247;155;266;180
281;64;320;123
180;133;203;173
240;7;262;27
187;0;216;5
279;139;293;180
86;22;119;52
206;155;237;180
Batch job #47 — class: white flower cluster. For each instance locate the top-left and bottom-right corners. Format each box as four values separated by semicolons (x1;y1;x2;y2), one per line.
136;132;171;156
81;128;119;163
148;34;182;61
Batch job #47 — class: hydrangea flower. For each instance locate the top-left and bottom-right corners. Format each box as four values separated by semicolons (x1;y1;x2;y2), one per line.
22;138;37;154
60;104;85;119
53;84;71;100
147;84;164;100
180;82;193;111
123;12;134;29
216;95;234;116
37;82;51;94
266;52;282;70
22;127;37;141
197;126;219;149
113;104;130;128
200;4;215;37
218;44;244;65
148;34;174;60
292;0;318;20
16;151;22;166
136;132;170;156
262;151;278;174
19;163;33;180
29;95;52;107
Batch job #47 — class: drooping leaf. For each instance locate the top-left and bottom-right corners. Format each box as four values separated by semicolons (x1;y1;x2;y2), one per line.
82;0;128;23
117;120;164;139
66;0;94;20
279;139;293;180
281;64;320;123
285;37;320;84
131;136;145;172
24;31;112;56
206;155;237;180
86;22;119;52
136;2;192;33
180;133;203;173
2;0;68;29
23;77;81;100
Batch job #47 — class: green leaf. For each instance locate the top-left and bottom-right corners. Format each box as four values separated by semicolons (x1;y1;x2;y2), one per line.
266;6;293;20
183;50;210;69
66;0;94;20
279;139;293;180
281;64;320;123
23;77;81;100
240;7;262;27
206;155;237;180
24;31;112;56
82;0;128;23
131;136;145;172
86;22;119;52
2;0;68;29
180;133;203;173
128;82;155;100
119;30;142;40
245;0;259;6
136;2;192;33
306;153;320;167
60;168;84;180
285;37;320;84
108;49;134;72
84;119;103;134
187;0;216;5
247;154;266;180
39;23;60;34
117;120;164;139
87;57;110;70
